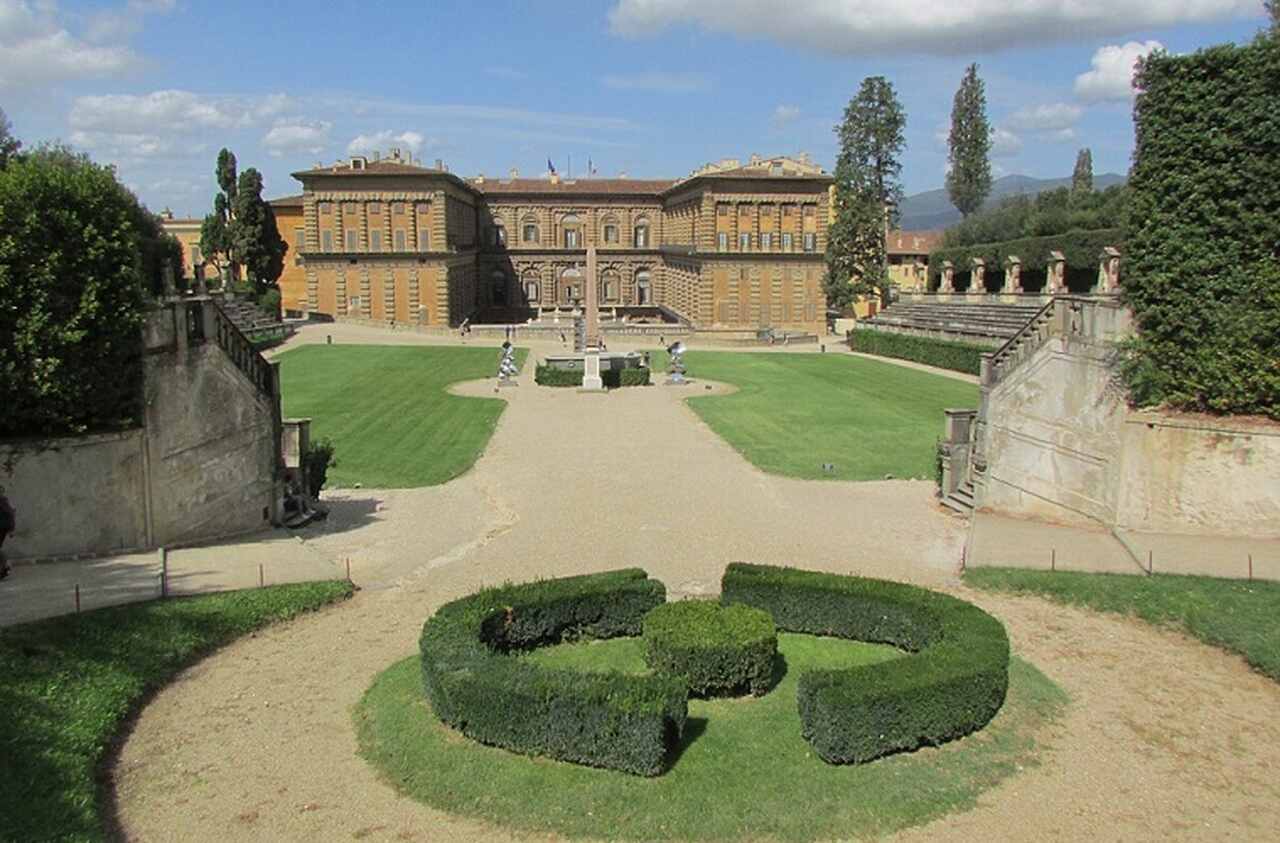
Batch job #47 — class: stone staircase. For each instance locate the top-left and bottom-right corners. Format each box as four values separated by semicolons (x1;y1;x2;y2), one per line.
941;477;976;514
862;301;1047;345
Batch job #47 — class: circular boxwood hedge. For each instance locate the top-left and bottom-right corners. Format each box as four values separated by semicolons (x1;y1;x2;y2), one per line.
643;600;777;697
418;565;1010;776
720;563;1010;764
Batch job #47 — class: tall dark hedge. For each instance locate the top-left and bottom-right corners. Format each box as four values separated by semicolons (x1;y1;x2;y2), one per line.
1123;36;1280;418
0;148;154;438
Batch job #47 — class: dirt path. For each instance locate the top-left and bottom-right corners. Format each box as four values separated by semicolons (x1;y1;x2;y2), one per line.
109;336;1280;841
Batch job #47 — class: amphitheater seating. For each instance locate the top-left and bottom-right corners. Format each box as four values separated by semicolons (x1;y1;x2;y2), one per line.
861;300;1045;345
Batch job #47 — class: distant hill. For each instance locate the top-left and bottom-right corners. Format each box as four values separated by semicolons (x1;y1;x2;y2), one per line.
899;173;1126;231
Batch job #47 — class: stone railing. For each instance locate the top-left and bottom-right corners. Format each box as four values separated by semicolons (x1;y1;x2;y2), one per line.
980;297;1059;390
212;299;279;404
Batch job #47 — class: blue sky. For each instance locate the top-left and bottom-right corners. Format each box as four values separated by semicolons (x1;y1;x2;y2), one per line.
1;1;1270;217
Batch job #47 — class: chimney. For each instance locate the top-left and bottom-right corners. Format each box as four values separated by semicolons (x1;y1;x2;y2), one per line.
434;158;443;170
617;170;628;179
749;153;762;165
509;167;519;179
549;172;560;184
475;173;485;184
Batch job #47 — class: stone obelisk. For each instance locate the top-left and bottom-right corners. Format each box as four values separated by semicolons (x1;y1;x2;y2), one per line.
580;245;605;390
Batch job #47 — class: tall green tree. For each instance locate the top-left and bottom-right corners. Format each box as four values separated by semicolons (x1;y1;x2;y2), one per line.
946;64;993;218
825;76;906;310
199;148;239;286
1071;148;1094;197
230;167;286;297
0;107;20;169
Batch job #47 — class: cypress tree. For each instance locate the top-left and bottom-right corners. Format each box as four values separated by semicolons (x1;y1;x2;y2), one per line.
1072;148;1094;197
946;63;993;218
824;76;906;310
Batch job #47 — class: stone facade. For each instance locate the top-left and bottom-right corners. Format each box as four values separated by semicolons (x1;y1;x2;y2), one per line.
290;152;832;332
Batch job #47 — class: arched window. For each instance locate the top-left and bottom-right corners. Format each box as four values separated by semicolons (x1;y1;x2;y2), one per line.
491;222;506;247
522;269;540;304
561;213;582;249
601;270;620;303
635;269;651;305
601;215;619;245
491;269;507;305
633;217;650;248
561;267;583;304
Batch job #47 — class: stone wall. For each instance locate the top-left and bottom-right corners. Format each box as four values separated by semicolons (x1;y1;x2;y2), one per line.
1;299;282;560
968;297;1280;538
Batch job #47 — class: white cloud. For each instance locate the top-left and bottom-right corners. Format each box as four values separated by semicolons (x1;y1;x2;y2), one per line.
991;127;1023;157
1074;40;1164;102
70;89;292;133
69;129;202;159
263;120;332;157
1044;128;1077;143
347;130;430;155
608;1;1254;54
1006;103;1082;132
0;0;139;90
84;0;175;43
600;71;711;93
771;104;800;129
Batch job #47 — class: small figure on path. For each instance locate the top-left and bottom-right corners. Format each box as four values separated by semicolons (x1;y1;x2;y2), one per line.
559;330;566;346
0;486;14;581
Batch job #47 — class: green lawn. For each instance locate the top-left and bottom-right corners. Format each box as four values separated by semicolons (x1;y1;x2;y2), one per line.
0;581;354;842
357;636;1065;841
966;568;1280;682
278;344;527;489
652;350;978;481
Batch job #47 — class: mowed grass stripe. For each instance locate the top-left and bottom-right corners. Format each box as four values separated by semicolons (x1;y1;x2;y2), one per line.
278;344;526;489
653;350;978;482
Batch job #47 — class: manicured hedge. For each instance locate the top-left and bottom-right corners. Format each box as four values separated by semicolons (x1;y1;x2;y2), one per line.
848;329;984;375
643;600;777;697
535;364;651;388
419;569;688;776
1123;37;1280;418
535;364;583;387
720;563;1009;764
927;228;1122;279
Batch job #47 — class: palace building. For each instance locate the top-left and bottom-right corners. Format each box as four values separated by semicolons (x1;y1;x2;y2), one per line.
288;150;833;333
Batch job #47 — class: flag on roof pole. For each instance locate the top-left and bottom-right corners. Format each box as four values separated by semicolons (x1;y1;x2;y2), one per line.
547;157;556;174
588;157;595;176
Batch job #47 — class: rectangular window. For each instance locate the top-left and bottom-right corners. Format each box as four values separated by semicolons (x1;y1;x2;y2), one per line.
419;229;430;251
565;230;580;248
395;230;406;251
717;204;729;216
782;205;794;217
392;202;404;215
782;232;793;251
369;202;381;216
322;230;333;251
718;232;728;250
804;205;816;217
739;205;751;216
294;228;304;250
191;245;202;265
739;232;750;250
803;232;816;252
760;232;772;250
319;202;332;215
370;230;382;252
605;225;618;243
523;224;538;243
346;230;359;251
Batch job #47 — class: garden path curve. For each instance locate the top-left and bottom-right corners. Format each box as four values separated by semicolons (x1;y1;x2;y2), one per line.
109;339;1280;842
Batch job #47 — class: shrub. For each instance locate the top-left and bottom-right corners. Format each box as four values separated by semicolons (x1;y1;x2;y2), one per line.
849;329;984;375
720;563;1009;764
302;438;336;498
610;367;651;387
535;364;583;387
643;600;777;697
1122;36;1280;418
419;569;688;776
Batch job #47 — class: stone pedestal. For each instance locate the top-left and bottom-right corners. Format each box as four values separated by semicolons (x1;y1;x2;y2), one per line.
581;351;605;391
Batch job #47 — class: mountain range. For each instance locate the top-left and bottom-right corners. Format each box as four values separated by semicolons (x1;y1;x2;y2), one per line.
899;173;1126;231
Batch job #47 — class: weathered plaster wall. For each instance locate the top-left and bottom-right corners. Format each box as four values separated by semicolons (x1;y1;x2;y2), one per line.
977;298;1280;538
0;431;148;558
2;300;280;560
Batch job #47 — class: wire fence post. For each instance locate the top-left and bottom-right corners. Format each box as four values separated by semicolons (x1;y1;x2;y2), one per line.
160;547;168;599
259;563;264;588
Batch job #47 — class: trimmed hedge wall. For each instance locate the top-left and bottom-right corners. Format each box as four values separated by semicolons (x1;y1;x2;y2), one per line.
643;601;777;697
1123;37;1280;418
720;563;1009;764
535;365;583;387
419;569;688;776
535;364;651;388
927;227;1122;279
849;329;985;375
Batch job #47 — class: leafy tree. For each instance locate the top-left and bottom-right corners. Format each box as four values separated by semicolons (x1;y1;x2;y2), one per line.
825;76;906;310
941;183;1129;248
0;108;20;169
0;147;161;437
946;64;993;218
200;148;239;287
229;167;286;298
1071;148;1094;197
1268;1;1279;32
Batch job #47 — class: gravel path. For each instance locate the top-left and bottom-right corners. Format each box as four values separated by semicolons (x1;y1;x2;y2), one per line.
109;338;1280;842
